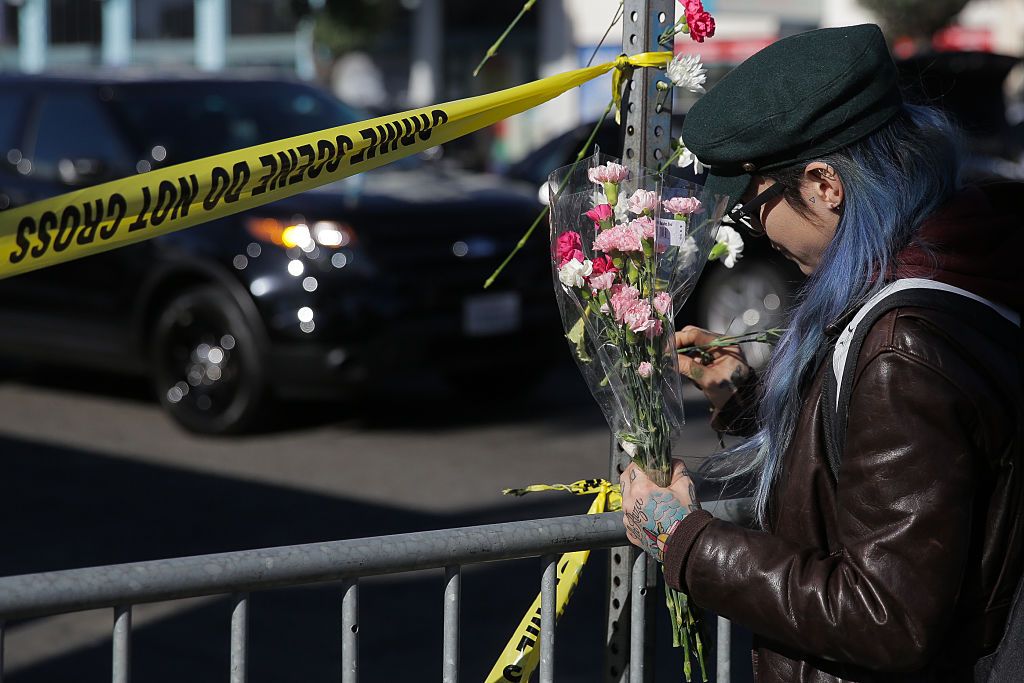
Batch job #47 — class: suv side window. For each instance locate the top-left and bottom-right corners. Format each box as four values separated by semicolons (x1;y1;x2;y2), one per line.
28;89;133;183
0;91;30;172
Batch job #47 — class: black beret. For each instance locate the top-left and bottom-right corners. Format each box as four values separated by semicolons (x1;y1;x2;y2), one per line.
682;24;903;204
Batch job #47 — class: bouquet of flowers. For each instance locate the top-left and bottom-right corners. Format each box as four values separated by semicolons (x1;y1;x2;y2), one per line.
548;151;732;679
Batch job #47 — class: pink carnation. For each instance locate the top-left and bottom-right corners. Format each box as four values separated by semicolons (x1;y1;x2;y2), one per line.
617;226;643;252
654;292;672;316
628;217;656;240
594;225;643;253
609;285;641;323
645;319;664;339
589;272;617;291
627;189;659;216
637;362;653;379
556;231;582;265
623;300;657;334
593;226;620;253
662;197;704;216
587;162;630;185
585;203;614;228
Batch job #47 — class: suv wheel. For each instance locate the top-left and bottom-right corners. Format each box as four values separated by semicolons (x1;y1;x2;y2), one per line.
151;285;267;434
695;262;793;370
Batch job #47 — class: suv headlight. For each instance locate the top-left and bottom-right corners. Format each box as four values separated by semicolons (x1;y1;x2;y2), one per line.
245;217;356;250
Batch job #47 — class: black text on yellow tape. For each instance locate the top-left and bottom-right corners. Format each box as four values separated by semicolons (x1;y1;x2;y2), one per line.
0;52;669;280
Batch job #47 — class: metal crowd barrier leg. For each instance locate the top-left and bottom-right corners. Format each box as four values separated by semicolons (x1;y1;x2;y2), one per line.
717;616;732;683
230;593;249;683
539;554;557;683
442;565;461;683
341;578;359;683
112;605;131;683
630;552;647;682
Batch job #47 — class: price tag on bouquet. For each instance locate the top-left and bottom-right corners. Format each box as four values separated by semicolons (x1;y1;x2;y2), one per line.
662;218;690;247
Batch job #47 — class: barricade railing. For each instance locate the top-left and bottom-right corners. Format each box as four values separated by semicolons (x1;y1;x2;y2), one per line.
0;512;640;683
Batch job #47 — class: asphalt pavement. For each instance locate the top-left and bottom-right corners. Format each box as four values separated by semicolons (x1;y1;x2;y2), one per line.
0;360;747;682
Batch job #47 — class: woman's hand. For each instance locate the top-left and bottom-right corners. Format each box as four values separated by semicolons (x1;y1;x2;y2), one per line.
619;460;701;562
675;325;752;412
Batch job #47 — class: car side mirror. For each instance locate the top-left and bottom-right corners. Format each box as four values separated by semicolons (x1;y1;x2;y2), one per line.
57;157;108;186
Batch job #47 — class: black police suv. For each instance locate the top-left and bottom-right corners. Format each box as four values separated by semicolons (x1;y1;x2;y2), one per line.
0;74;558;434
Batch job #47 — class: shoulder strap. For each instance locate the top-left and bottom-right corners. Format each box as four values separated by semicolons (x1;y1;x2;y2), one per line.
823;280;1022;481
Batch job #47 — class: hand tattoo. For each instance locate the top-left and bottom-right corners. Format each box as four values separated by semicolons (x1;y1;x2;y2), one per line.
630;490;689;562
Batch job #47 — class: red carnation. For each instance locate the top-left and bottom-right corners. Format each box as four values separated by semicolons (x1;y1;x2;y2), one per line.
678;0;715;43
591;255;618;276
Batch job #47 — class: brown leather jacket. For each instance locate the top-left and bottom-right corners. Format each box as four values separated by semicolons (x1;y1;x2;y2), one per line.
663;184;1024;682
665;303;1023;681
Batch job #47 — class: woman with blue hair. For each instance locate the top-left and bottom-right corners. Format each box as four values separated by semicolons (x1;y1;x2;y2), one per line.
619;24;1023;681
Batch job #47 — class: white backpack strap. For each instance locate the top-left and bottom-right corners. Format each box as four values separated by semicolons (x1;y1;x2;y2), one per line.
832;278;1021;411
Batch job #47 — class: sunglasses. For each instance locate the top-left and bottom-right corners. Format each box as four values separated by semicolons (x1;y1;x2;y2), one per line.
725;183;784;236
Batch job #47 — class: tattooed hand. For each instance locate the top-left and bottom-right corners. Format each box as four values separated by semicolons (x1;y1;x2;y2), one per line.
619;460;701;562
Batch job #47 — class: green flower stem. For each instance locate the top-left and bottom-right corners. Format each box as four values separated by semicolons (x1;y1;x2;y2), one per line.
473;0;538;77
658;144;685;174
676;328;786;355
484;97;615;289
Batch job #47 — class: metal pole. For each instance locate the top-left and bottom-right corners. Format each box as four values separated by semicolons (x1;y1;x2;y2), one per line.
629;552;647;682
606;3;675;681
442;565;460;683
717;616;732;683
101;0;132;67
112;605;131;683
17;0;47;74
230;593;249;683
195;0;228;71
539;554;557;683
606;434;633;683
621;0;674;171
408;0;442;106
341;578;358;683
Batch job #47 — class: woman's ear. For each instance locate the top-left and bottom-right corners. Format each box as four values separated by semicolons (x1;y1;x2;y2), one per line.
803;162;844;211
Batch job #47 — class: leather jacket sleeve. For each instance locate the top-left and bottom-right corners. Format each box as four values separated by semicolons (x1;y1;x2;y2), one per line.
664;347;981;672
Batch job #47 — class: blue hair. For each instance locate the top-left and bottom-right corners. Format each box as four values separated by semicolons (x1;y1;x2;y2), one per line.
715;104;963;528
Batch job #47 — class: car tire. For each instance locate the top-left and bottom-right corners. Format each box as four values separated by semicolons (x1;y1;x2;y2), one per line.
151;285;268;435
694;261;794;370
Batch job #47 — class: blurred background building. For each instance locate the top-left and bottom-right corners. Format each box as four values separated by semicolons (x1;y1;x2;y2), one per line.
0;0;1020;164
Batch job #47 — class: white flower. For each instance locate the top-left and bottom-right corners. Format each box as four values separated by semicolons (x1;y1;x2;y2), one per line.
713;225;744;268
590;189;607;208
679;235;699;268
558;257;593;288
666;54;707;94
677;143;705;174
613;190;630;223
619;440;638;457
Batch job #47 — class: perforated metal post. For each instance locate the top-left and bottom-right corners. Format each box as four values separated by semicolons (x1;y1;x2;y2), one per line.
605;2;675;681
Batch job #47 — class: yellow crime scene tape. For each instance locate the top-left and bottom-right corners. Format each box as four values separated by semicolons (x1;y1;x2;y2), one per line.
486;479;622;683
0;52;670;280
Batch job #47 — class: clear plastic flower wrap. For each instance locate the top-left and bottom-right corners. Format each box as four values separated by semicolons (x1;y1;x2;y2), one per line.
548;151;730;681
549;151;730;486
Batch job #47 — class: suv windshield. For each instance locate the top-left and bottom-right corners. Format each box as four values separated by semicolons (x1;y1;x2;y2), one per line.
106;80;363;166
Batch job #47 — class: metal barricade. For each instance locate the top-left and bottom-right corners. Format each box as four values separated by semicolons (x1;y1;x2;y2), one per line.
0;511;735;682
